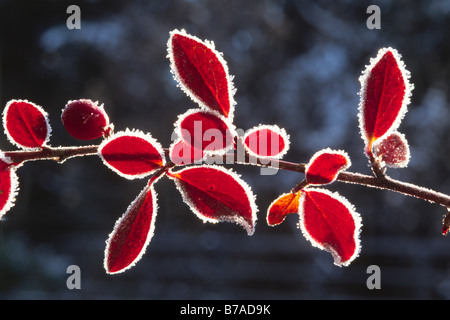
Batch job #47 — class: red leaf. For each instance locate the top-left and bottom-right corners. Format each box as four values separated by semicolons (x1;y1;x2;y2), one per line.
99;129;165;179
3;99;51;149
0;155;19;220
373;131;410;168
176;109;235;154
168;29;235;119
168;165;257;235
267;191;301;226
62;99;111;140
104;175;161;274
243;125;290;159
299;189;361;266
359;48;413;153
169;138;204;165
305;149;350;185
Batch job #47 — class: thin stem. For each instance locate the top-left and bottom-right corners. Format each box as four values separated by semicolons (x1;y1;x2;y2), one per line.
4;145;450;209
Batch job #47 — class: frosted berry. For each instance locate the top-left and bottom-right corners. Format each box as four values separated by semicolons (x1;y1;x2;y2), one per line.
62;99;111;140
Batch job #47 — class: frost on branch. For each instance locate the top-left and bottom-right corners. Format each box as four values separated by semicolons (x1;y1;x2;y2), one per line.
168;29;236;119
267;191;301;226
168;165;257;235
358;47;413;155
243;125;290;159
98;129;165;179
299;189;362;267
305;148;350;185
0;154;19;220
104;175;161;274
3;99;51;149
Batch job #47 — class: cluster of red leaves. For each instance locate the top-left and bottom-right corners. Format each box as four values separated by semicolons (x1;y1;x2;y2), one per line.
0;31;417;274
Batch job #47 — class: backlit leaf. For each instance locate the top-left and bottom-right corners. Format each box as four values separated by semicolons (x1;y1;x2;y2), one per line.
99;129;165;179
3;99;51;149
299;189;362;266
168;165;257;235
305;149;350;185
104;175;161;274
176;109;235;155
359;48;413;154
267;191;301;226
168;29;236;119
243;125;290;159
0;154;19;220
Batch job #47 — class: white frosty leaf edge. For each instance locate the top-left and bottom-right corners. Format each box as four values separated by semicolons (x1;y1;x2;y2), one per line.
2;99;52;150
168;164;258;236
298;188;362;267
358;47;414;150
104;174;162;275
242;124;290;159
167;29;237;121
0;152;20;221
98;128;166;180
305;148;351;185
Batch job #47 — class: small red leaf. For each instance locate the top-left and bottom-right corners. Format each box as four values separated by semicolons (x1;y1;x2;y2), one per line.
168;165;257;235
299;189;361;266
373;131;410;168
104;175;161;274
3;99;51;149
243;125;290;159
0;155;19;220
267;191;301;226
169;138;204;165
99;129;165;179
168;29;236;119
359;48;413;153
62;99;111;140
176;109;235;155
305;149;350;185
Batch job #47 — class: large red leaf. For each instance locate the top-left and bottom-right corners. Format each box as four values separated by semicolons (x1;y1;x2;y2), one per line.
99;129;165;179
305;149;350;185
176;109;235;155
104;175;161;274
168;29;235;119
299;189;361;266
0;155;19;220
267;191;301;226
3;99;51;149
359;48;412;153
243;125;290;159
168;165;257;235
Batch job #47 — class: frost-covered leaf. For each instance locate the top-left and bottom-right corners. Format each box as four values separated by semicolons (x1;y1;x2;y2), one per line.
243;125;290;159
168;29;236;119
267;191;301;226
299;189;362;267
305;149;350;185
359;48;413;153
176;109;235;155
169;138;204;165
373;131;410;168
104;175;161;274
3;99;51;149
0;154;19;220
168;165;257;235
99;129;165;179
62;99;111;140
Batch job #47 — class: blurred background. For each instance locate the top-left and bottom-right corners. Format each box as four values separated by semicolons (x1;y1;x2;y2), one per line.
0;0;450;300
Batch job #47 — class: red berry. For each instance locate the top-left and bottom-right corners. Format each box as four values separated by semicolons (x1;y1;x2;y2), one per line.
62;99;110;140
